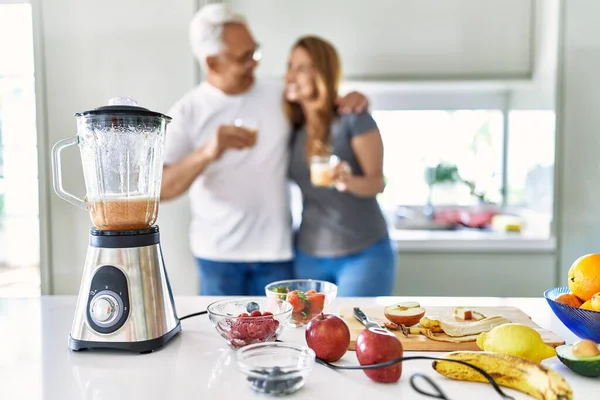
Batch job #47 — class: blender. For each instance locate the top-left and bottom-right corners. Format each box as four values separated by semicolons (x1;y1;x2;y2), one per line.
51;97;180;353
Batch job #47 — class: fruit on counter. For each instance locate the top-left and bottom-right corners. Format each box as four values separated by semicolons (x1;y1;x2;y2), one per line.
305;313;350;362
440;315;510;337
580;300;594;310
225;311;280;348
383;321;399;330
454;307;473;320
356;327;404;383
453;307;485;321
384;302;426;326
567;253;600;301
572;338;600;357
591;292;600;311
476;323;556;363
556;339;600;378
554;293;584;308
273;287;326;324
246;301;260;313
432;351;573;400
419;316;444;333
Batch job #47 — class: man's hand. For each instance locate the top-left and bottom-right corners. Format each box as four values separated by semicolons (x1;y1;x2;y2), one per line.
203;125;257;161
336;91;369;114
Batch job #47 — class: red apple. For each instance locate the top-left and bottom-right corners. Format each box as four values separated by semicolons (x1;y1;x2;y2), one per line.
384;301;426;326
305;313;350;362
356;327;404;383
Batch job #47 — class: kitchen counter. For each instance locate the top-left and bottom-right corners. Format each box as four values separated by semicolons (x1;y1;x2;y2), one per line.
389;228;556;252
0;295;595;399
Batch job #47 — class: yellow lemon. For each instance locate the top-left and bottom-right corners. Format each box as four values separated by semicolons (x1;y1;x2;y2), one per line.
476;323;556;363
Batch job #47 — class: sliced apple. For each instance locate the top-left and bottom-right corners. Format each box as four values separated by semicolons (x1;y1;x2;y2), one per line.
453;307;486;321
384;302;426;326
454;307;473;320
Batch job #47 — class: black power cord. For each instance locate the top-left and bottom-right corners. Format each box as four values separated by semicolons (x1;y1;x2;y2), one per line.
178;310;208;320
315;356;515;400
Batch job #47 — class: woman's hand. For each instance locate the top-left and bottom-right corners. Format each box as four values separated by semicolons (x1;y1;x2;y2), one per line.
331;161;353;192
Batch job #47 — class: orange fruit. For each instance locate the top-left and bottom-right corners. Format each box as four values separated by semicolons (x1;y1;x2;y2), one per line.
555;293;584;308
591;292;600;312
581;300;594;310
567;254;600;301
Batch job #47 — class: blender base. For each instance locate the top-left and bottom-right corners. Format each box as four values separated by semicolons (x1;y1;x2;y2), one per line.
70;226;181;354
69;322;181;353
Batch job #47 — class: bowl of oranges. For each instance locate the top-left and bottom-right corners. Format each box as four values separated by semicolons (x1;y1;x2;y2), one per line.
545;253;600;342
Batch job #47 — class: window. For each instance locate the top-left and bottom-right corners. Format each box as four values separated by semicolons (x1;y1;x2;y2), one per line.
373;108;555;236
374;110;505;208
0;1;41;296
506;110;555;213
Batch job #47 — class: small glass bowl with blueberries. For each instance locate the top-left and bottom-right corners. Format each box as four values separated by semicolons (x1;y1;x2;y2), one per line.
207;298;293;349
236;342;316;396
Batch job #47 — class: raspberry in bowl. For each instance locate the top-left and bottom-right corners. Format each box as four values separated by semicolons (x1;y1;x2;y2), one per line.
265;279;338;327
207;298;293;349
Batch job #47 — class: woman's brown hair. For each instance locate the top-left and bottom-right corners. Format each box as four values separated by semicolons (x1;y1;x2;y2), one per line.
283;36;341;160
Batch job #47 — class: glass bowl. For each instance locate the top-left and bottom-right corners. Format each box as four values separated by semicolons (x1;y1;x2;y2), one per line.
265;279;338;327
207;298;293;349
236;342;316;396
544;287;600;342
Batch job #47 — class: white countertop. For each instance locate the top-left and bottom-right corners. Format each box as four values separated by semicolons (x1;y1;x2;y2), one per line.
389;229;556;252
0;295;595;399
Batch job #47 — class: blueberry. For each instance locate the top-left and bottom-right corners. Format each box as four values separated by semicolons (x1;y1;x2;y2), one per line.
251;369;270;376
246;301;260;313
269;366;284;377
247;367;303;395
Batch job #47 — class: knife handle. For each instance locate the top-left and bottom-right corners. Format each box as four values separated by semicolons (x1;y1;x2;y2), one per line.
353;307;369;324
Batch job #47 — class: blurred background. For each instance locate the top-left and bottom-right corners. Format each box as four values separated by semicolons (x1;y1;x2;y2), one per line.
0;0;595;298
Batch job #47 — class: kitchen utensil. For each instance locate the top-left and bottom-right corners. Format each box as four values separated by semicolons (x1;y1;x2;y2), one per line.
264;279;337;327
236;342;315;396
207;298;293;349
545;286;600;342
353;307;384;329
51;97;179;353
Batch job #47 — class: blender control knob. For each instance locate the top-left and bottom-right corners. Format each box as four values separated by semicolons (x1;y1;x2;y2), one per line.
90;294;119;324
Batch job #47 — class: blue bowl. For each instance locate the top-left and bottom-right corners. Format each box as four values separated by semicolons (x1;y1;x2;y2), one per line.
544;287;600;342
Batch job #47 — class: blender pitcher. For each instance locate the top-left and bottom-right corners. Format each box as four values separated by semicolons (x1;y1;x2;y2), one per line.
52;97;172;231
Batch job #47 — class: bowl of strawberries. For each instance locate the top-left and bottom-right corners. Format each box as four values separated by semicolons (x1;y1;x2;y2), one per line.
265;279;338;327
207;298;293;349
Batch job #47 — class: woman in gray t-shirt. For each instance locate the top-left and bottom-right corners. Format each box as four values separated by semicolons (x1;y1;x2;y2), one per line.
284;36;396;297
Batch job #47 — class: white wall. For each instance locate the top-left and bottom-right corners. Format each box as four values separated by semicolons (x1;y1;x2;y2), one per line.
556;0;600;284
231;0;534;80
35;0;198;295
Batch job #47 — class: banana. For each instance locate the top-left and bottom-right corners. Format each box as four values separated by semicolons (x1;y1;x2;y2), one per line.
440;315;511;337
432;351;573;400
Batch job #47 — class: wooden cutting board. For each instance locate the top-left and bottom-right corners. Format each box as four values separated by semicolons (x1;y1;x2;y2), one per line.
339;305;565;352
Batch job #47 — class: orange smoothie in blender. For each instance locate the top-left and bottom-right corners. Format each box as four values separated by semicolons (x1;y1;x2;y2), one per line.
88;197;158;231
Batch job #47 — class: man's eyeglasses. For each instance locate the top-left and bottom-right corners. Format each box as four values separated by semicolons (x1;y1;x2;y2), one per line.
223;43;261;66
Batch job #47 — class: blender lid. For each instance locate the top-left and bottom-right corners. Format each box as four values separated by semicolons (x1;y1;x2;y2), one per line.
74;97;172;121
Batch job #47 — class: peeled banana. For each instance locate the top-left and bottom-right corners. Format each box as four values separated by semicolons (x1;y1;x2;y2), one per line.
440;315;511;337
432;351;573;400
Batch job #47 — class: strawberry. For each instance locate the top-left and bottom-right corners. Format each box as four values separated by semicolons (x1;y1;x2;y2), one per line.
307;292;325;315
286;290;307;313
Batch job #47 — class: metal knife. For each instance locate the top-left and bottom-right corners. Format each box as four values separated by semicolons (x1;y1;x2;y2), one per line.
353;307;383;329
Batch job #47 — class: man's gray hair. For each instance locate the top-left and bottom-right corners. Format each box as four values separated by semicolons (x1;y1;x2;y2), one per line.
189;3;248;68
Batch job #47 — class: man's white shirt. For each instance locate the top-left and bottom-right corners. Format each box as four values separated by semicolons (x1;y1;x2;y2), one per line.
164;79;293;262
